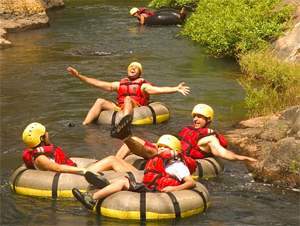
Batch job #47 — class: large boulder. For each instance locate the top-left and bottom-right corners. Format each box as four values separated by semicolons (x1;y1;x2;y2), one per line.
0;0;65;49
270;0;300;63
0;0;49;31
43;0;65;10
225;105;300;189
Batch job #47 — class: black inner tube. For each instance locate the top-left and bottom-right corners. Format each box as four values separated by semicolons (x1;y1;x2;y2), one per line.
144;9;184;25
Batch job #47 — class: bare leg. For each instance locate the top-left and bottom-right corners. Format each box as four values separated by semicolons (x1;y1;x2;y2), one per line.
178;5;194;19
115;136;146;159
180;6;185;14
83;98;115;125
122;96;138;116
93;176;130;200
111;118;156;159
86;155;138;172
124;137;156;160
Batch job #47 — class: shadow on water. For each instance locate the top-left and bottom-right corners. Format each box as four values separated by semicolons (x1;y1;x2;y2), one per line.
1;0;299;225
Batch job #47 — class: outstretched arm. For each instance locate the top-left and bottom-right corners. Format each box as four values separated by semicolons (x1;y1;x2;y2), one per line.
206;136;257;163
142;82;190;96
67;67;119;92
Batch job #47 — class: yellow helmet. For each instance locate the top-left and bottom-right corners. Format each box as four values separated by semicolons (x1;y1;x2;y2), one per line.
191;104;214;121
22;122;46;148
156;134;181;153
130;7;139;16
127;62;143;75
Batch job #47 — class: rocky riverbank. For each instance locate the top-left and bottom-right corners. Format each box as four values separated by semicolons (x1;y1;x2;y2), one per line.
225;105;300;190
0;0;65;49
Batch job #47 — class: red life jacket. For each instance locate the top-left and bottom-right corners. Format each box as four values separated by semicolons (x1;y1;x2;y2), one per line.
117;78;152;107
22;144;77;169
136;8;154;21
178;126;227;159
142;150;196;191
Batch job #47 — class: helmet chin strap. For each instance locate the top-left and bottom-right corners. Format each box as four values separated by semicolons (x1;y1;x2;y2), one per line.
203;117;211;128
39;135;47;146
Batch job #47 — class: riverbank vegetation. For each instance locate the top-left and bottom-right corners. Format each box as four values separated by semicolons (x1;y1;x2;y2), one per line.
149;0;299;118
238;51;300;117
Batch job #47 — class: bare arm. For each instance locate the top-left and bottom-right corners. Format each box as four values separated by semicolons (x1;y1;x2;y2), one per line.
35;155;87;173
67;67;119;92
203;136;257;163
142;82;190;96
161;175;196;192
139;14;148;25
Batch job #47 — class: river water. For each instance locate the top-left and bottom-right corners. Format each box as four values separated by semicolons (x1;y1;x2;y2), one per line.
0;0;299;225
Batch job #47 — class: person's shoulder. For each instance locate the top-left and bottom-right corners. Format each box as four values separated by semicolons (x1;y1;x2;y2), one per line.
175;160;190;174
119;78;128;82
142;80;154;86
201;133;218;140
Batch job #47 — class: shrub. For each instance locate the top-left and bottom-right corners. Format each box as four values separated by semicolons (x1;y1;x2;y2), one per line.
148;0;298;117
148;0;196;9
180;0;294;57
289;157;300;174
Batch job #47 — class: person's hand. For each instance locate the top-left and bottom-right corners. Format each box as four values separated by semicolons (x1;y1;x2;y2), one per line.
67;67;79;77
177;82;190;96
161;186;176;192
244;157;258;163
81;168;88;174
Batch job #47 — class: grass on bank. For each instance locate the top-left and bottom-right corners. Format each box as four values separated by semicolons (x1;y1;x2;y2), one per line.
148;0;298;118
238;50;300;117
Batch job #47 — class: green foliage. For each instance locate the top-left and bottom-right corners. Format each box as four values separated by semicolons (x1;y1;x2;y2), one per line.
148;0;298;117
180;0;294;57
289;157;300;174
238;50;300;117
148;0;196;8
148;0;174;8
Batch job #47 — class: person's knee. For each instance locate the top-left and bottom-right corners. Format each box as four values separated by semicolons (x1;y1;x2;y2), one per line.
106;155;117;162
94;98;113;110
95;98;105;104
124;96;137;105
120;176;130;188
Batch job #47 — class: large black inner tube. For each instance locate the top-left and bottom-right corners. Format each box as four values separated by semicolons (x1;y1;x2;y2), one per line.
144;9;184;25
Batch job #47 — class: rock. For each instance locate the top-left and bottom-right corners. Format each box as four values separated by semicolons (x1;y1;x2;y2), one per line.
43;0;65;10
0;0;65;48
0;38;12;49
0;0;49;31
281;105;300;134
258;119;290;141
270;22;300;63
270;0;300;63
226;105;300;189
0;28;12;49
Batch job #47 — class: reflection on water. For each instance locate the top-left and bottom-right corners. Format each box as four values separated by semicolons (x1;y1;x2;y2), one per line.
1;0;299;225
